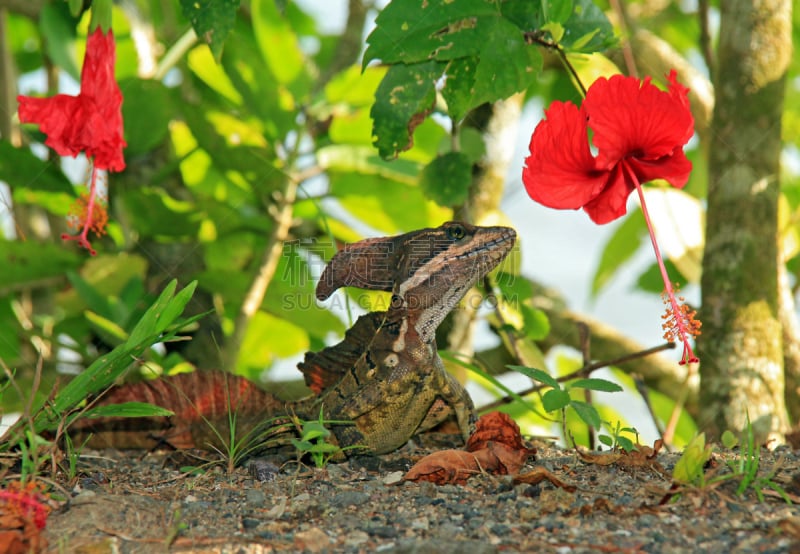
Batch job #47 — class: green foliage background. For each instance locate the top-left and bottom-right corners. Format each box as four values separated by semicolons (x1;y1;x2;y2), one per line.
0;0;798;447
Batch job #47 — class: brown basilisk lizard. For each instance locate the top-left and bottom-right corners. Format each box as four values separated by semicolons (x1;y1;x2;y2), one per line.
75;222;516;457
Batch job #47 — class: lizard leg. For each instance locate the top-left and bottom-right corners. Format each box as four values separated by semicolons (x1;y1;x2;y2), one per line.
434;370;476;443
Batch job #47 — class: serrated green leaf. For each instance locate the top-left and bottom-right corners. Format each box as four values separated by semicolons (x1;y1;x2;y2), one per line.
569;400;602;429
568;378;623;393
364;0;503;67
180;0;241;60
81;401;174;419
441;57;477;121
507;365;559;389
419;152;472;206
370;61;439;159
542;388;571;412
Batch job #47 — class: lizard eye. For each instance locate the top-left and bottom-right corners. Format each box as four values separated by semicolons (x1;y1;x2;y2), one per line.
446;224;466;240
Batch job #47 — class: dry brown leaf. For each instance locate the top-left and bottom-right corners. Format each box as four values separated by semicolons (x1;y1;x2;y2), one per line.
575;440;666;473
514;467;577;492
403;449;482;485
467;411;530;453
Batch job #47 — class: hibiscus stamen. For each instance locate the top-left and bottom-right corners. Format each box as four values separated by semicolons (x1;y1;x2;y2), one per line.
626;162;701;365
62;164;108;256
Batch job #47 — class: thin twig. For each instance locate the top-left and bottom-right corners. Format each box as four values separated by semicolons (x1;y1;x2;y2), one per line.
524;31;587;96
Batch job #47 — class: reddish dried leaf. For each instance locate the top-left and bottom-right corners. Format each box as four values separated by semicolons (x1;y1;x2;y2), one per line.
403;450;482;485
514;467;577;492
466;411;530;453
576;440;666;474
472;442;530;476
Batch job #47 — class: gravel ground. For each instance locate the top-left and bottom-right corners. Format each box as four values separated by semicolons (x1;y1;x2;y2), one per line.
42;434;800;553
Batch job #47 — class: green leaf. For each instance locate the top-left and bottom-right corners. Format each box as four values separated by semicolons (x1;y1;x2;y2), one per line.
364;0;502;66
569;400;602;429
568;378;623;393
721;430;739;449
419;152;472;206
120;78;173;156
370;61;439;159
251;0;305;85
507;365;559;389
180;0;241;60
521;305;550;341
81;401;174;419
84;310;128;346
560;0;616;53
39;3;80;80
0;142;75;218
592;211;646;296
542;0;573;24
673;433;712;485
441;57;477;121
542;388;571;412
126;280;178;347
0;241;80;290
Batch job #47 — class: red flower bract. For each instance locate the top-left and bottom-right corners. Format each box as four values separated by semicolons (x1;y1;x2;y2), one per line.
523;71;693;225
17;28;126;172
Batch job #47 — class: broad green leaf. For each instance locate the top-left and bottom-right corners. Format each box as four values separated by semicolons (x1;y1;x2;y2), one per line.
507;365;559;389
470;18;542;107
318;145;421;184
180;0;241;60
0;241;80;290
251;0;305;85
325;65;386;106
569;400;602;429
542;388;571;412
541;0;573;24
560;0;616;53
419;152;472;206
441;57;477;121
39;3;80;80
673;432;712;485
119;78;173;156
0;142;74;200
56;254;148;315
521;305;550;341
187;46;242;103
364;0;504;66
592;210;646;296
568;378;623;393
370;61;439;159
238;310;309;371
120;187;203;239
80;401;174;419
331;173;448;234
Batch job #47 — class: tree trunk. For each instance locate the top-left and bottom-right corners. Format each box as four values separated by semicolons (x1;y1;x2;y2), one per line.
698;0;792;443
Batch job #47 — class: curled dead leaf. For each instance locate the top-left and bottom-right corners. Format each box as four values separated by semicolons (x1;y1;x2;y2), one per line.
466;411;532;454
575;440;666;474
403;449;482;485
514;467;577;493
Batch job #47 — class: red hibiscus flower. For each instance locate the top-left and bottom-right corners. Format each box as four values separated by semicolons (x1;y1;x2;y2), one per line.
522;71;700;364
17;27;125;255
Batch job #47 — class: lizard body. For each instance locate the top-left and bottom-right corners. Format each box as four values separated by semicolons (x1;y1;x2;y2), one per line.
75;222;516;456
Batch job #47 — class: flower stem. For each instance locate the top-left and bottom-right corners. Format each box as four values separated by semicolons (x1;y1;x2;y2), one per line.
627;162;699;364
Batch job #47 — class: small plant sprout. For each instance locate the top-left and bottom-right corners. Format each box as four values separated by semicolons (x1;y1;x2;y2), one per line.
508;365;623;446
598;421;639;453
290;408;361;468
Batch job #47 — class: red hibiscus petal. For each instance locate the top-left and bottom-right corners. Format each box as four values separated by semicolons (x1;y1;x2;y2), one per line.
16;28;125;172
584;74;694;167
522;101;609;210
627;148;693;189
583;163;634;224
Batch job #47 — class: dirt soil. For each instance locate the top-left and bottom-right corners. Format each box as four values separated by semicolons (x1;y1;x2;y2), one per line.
34;432;800;554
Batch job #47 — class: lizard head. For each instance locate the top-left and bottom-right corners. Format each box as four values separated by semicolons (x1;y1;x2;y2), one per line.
316;222;516;341
391;222;516;341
